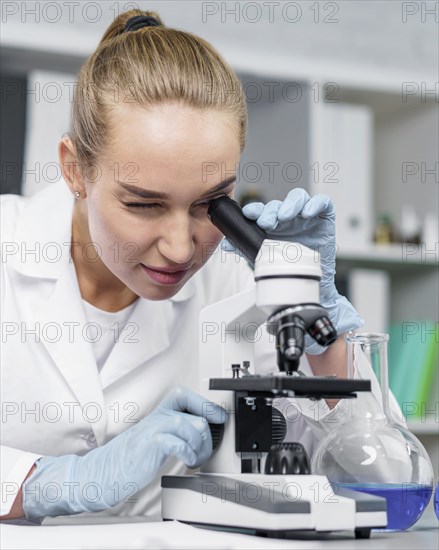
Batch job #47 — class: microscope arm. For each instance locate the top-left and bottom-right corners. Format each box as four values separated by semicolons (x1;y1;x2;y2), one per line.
199;286;266;391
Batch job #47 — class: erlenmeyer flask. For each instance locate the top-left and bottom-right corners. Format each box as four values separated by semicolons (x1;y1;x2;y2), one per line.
311;332;434;530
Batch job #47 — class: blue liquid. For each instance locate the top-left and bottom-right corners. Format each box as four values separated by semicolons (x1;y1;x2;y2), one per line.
435;483;439;519
335;483;433;531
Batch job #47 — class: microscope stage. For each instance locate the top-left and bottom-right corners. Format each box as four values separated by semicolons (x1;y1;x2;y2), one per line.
209;376;371;399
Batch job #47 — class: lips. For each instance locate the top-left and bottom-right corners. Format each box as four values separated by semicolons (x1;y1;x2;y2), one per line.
140;264;191;285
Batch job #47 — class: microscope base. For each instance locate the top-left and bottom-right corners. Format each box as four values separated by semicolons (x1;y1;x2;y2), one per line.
161;474;387;538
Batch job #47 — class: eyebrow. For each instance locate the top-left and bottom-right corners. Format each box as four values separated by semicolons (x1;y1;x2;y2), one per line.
117;176;236;200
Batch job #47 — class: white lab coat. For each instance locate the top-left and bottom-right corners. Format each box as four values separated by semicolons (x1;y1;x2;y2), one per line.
0;180;404;521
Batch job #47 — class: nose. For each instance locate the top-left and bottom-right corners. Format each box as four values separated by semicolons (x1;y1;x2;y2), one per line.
157;213;195;266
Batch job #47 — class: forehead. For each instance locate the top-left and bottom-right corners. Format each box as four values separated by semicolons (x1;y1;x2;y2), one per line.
105;103;241;187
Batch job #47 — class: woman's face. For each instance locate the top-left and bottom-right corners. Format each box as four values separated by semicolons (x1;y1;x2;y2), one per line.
80;103;241;301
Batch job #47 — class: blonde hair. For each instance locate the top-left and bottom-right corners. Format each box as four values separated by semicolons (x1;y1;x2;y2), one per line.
70;9;247;171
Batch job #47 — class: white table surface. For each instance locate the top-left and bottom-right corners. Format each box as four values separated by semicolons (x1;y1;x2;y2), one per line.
1;512;438;550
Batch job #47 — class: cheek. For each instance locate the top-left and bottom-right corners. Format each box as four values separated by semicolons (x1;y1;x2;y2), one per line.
86;202;148;266
195;223;224;263
87;202;122;245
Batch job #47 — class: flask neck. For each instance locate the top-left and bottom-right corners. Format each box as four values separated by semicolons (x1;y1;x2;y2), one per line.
346;333;394;422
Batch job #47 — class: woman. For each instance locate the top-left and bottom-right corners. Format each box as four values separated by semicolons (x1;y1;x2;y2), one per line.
0;9;397;523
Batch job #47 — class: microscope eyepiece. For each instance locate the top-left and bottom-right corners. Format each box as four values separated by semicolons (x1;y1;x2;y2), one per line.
207;196;265;265
207;196;337;373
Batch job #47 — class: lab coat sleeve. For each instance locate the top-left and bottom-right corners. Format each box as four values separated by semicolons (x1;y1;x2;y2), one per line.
1;197;41;516
0;446;42;516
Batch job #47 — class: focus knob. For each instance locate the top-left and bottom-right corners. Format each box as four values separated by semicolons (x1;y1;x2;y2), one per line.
209;422;224;451
264;442;310;475
272;407;287;444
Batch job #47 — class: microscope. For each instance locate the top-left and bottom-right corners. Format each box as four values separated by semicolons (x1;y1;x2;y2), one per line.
162;197;387;538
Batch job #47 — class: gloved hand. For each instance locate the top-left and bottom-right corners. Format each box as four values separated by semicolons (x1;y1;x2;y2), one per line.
222;188;364;353
23;386;227;521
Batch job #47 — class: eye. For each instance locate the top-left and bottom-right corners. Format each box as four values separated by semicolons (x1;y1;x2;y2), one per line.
124;202;162;209
195;193;228;208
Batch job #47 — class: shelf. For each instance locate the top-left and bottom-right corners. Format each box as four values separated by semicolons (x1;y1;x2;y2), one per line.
407;420;438;436
337;243;438;266
331;85;439;117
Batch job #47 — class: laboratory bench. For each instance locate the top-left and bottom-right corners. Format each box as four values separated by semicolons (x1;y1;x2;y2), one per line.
1;511;437;550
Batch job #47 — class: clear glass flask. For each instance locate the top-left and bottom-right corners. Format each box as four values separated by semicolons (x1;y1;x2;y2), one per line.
311;333;434;530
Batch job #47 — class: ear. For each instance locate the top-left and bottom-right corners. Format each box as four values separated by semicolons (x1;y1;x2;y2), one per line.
58;134;86;198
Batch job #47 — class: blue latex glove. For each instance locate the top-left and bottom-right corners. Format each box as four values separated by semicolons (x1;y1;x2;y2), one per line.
23;386;227;521
222;188;364;353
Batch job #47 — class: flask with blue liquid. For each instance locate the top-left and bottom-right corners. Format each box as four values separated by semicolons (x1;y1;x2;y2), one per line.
311;333;434;531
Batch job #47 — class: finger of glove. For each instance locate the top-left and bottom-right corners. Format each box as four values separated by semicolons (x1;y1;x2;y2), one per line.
247;200;282;231
241;202;265;220
152;432;199;469
301;194;334;219
163;412;208;456
177;413;213;467
277;188;310;222
161;386;228;424
159;415;212;468
220;238;237;252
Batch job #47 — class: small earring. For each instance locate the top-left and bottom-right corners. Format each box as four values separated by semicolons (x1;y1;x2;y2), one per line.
74;191;80;199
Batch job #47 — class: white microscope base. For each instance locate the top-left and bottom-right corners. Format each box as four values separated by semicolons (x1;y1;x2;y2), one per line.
161;474;387;538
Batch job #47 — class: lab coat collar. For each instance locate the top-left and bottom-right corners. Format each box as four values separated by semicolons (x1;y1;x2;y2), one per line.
9;179;196;303
98;297;172;389
36;260;174;425
10;180;73;280
36;259;108;445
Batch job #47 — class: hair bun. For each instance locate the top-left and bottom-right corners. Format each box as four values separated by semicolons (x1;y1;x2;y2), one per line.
124;15;162;32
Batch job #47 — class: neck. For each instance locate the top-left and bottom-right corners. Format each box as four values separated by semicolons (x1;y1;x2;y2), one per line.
71;203;139;312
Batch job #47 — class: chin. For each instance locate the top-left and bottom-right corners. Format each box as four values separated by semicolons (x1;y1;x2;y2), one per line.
137;283;185;302
146;290;181;301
